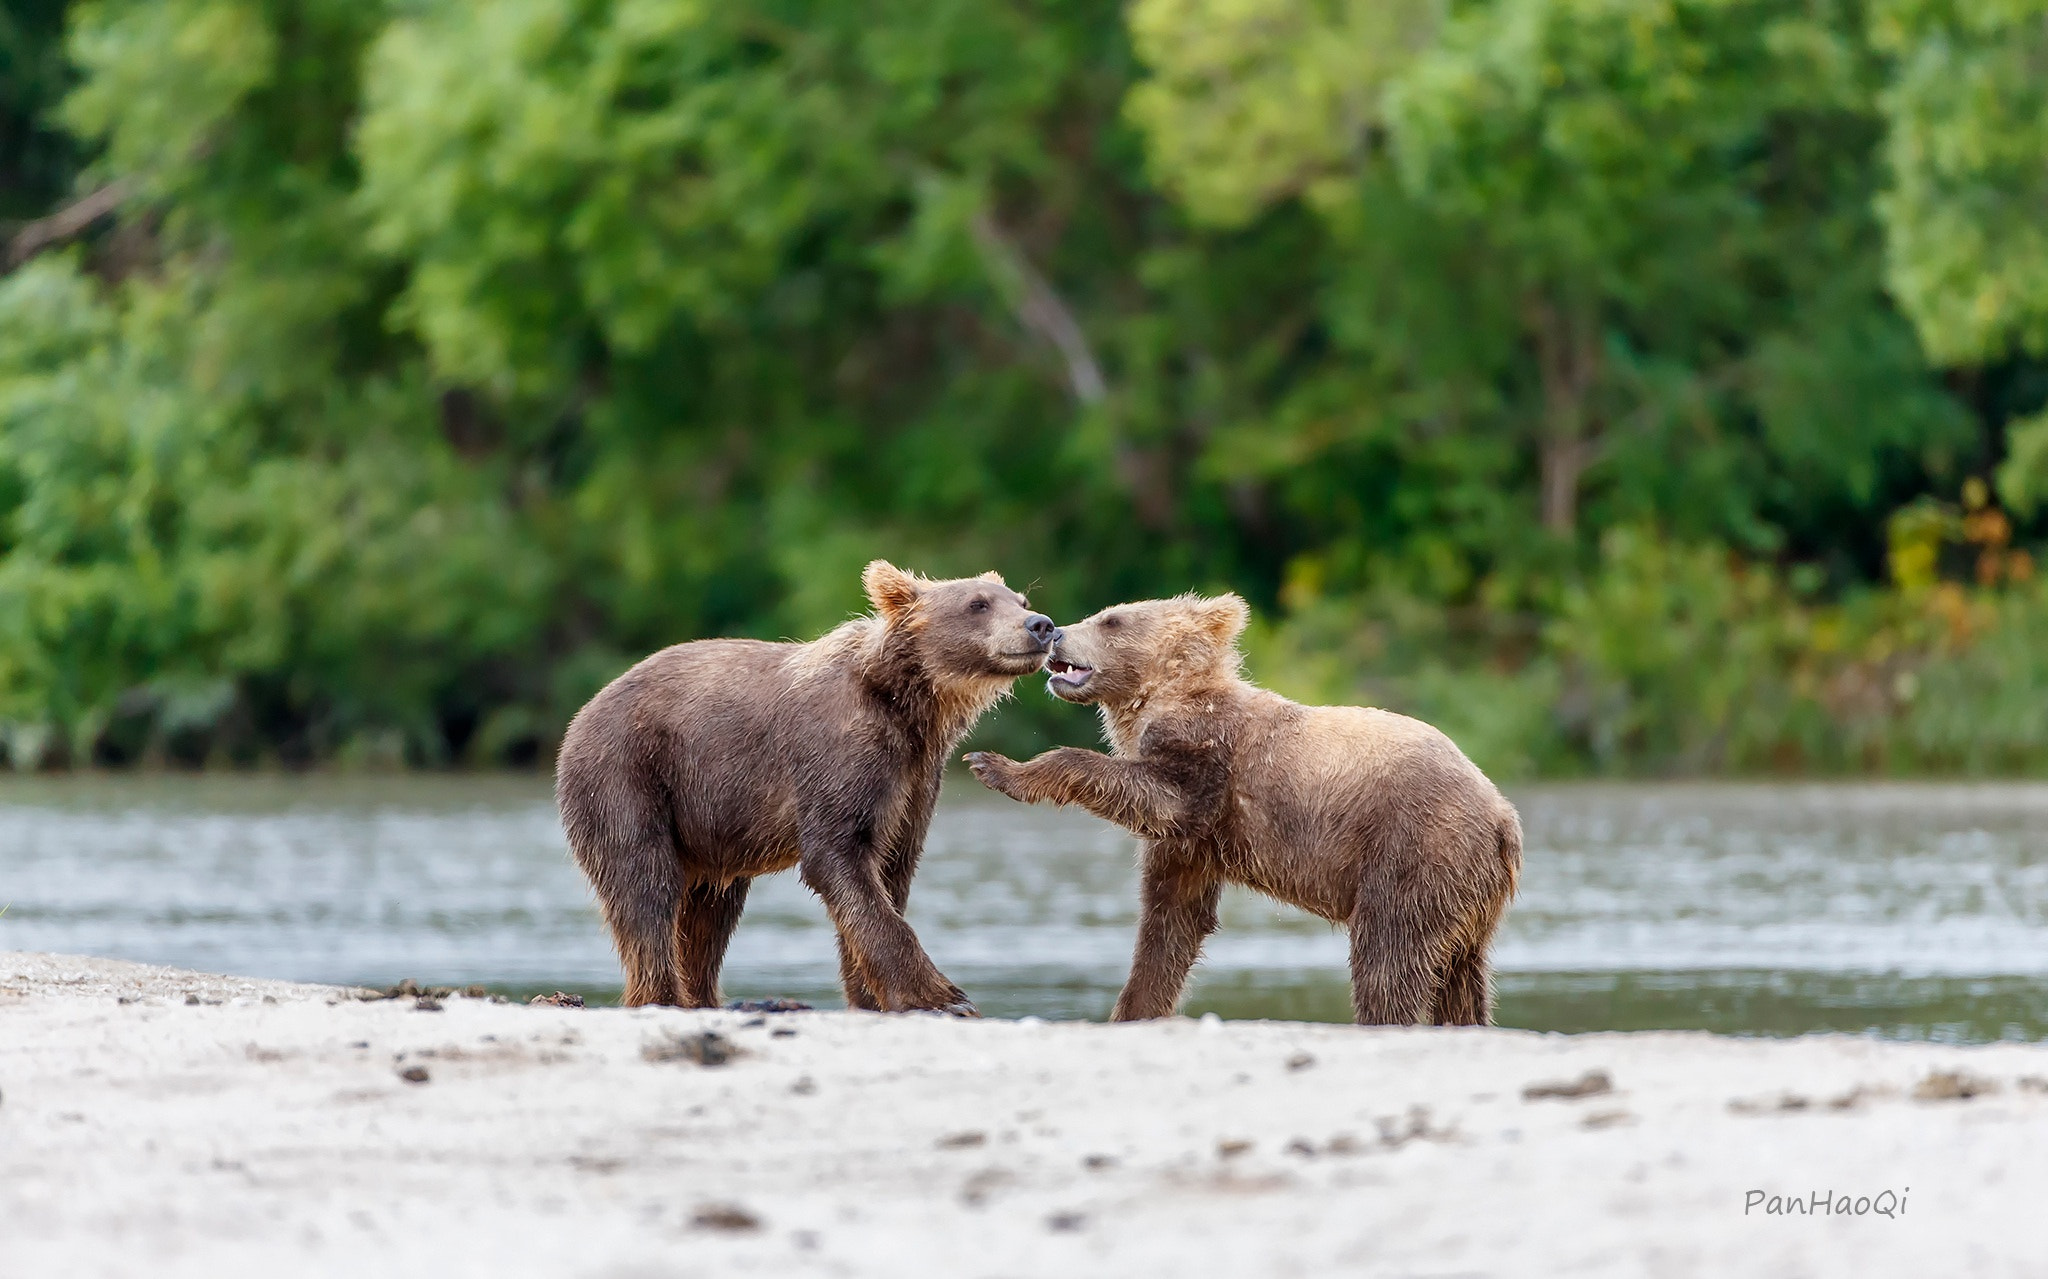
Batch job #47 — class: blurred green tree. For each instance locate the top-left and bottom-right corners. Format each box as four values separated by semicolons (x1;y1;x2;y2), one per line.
0;0;2042;774
1;0;551;764
1136;0;1972;568
1870;0;2048;515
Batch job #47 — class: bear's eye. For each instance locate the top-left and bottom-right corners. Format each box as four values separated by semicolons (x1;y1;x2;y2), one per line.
1101;614;1120;629
968;598;989;613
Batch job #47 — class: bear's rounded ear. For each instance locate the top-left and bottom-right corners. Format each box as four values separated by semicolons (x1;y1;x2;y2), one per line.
863;560;921;619
1197;593;1250;644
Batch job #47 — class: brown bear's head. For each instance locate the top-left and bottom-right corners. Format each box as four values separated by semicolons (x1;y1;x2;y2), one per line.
862;560;1058;682
1042;593;1249;707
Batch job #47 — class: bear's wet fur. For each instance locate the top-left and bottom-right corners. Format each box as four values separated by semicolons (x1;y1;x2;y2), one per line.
967;593;1521;1025
558;561;1056;1013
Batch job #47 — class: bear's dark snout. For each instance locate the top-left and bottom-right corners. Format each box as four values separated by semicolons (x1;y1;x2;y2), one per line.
1025;614;1059;646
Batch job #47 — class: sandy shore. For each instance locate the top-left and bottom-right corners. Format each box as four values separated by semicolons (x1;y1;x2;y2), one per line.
3;951;2044;1277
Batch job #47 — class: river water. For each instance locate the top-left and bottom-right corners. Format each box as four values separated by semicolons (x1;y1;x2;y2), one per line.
3;776;2044;1041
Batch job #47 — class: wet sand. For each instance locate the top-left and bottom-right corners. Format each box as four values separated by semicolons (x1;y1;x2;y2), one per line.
3;950;2043;1277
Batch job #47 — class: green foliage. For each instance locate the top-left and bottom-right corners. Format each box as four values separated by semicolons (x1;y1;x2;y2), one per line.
1253;526;2048;778
1125;0;1434;226
1;0;552;765
1873;0;2048;364
0;253;551;765
1999;410;2048;517
1136;0;1979;568
353;0;1135;655
0;0;2046;773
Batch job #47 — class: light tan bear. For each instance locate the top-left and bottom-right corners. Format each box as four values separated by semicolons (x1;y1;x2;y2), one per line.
966;594;1521;1025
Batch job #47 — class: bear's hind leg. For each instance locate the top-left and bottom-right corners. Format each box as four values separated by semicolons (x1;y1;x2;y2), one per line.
602;883;684;1008
562;767;687;1007
1346;884;1457;1027
1431;945;1493;1026
673;877;751;1009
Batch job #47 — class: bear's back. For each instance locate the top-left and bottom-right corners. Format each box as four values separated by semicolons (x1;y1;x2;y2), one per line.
1231;697;1504;838
557;633;864;859
1208;696;1508;919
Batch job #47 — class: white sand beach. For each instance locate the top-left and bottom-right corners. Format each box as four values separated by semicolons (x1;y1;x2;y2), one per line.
3;950;2044;1277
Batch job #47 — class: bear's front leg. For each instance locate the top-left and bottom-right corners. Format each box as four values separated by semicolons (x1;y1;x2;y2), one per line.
969;747;1187;838
799;818;977;1017
1113;859;1222;1021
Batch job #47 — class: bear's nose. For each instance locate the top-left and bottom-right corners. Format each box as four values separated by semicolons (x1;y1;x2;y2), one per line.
1025;614;1058;646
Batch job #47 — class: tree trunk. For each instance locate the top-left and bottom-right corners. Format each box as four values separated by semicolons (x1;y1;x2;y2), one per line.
1540;432;1593;534
1525;293;1602;535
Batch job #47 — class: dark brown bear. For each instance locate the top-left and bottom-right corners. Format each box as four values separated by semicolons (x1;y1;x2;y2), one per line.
557;561;1056;1013
966;593;1521;1026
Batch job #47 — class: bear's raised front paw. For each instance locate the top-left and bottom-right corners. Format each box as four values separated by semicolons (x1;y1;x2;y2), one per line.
964;751;1025;800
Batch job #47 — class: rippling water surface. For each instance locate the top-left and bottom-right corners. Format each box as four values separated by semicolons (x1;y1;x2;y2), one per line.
3;776;2045;1040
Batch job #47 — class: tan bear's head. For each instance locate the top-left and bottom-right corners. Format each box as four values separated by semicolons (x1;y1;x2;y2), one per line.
1042;593;1249;707
862;560;1058;681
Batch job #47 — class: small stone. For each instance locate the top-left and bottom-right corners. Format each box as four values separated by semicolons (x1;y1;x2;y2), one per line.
1913;1070;1996;1102
642;1030;737;1066
1522;1070;1613;1101
1216;1138;1252;1158
1082;1154;1117;1170
529;991;584;1008
790;1076;817;1096
398;1066;430;1084
1046;1211;1086;1232
725;997;812;1013
691;1203;760;1233
936;1130;987;1149
414;996;443;1012
959;1169;1012;1207
1286;1052;1316;1072
1728;1093;1809;1115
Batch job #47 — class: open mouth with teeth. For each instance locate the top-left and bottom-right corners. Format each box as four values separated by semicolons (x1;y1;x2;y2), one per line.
1046;657;1095;693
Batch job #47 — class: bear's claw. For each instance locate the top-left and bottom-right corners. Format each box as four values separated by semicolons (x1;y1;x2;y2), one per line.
964;751;1022;799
